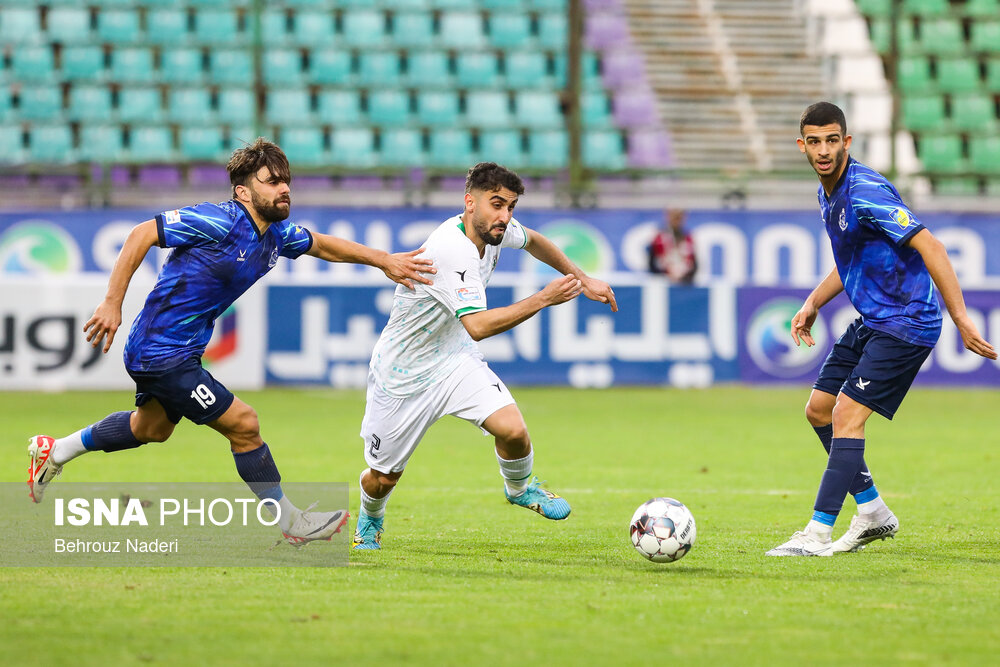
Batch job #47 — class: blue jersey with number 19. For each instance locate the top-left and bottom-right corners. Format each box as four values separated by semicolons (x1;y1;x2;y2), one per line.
123;200;312;372
819;157;941;347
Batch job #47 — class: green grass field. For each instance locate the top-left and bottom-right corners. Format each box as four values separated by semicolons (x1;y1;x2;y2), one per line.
1;386;998;666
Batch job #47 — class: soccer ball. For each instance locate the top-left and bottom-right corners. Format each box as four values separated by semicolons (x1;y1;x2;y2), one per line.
629;497;696;562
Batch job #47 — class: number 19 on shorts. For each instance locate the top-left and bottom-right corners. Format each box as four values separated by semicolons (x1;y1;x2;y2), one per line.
190;384;216;409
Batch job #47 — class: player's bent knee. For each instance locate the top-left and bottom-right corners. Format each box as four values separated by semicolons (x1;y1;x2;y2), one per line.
804;400;831;426
133;421;174;444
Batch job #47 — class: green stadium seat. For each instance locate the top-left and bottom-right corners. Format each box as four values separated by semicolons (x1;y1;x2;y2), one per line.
456;52;501;88
61;47;106;82
935;58;981;93
970;22;1000;53
168;88;214;124
489;14;533;49
330;127;377;167
28;124;74;163
870;19;917;54
465;90;512;127
145;9;189;47
110;48;155;83
505;52;549;89
969;135;1000;173
129;126;175;162
965;0;1000;17
528;0;567;9
68;85;113;122
383;0;432;8
0;8;42;46
211;50;253;85
11;47;55;83
261;10;292;46
917;134;965;172
901;94;946;130
188;0;249;6
78;124;125;162
584;130;626;170
334;0;380;7
368;90;411;126
427;128;473;167
280;126;327;166
537;13;568;50
317;90;364;125
194;9;242;45
919;20;966;55
293;10;336;46
951;94;997;131
263;49;304;85
161;49;205;85
391;11;435;48
986;59;1000;92
478;129;525;168
553;52;602;89
266;88;312;124
934;176;980;195
482;0;523;9
856;0;891;16
903;0;949;16
0;124;26;164
897;56;933;93
217;88;256;125
438;13;484;49
308;49;353;85
582;90;612;127
179;126;224;161
18;86;62;121
357;52;402;87
515;91;562;128
379;128;425;167
407;51;452;87
46;7;93;45
0;86;12;120
527;130;567;168
342;10;386;48
416;90;460;126
118;87;163;123
97;9;142;44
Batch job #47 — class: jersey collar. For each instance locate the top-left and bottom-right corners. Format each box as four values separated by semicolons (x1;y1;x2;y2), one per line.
233;199;265;240
824;156;855;202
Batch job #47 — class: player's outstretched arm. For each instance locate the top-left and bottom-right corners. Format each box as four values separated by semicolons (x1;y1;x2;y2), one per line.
524;227;617;312
908;229;997;359
460;274;582;341
306;234;435;290
792;268;844;347
84;219;158;353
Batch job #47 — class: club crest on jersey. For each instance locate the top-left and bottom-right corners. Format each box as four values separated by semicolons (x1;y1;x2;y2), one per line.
838;208;847;231
268;248;278;268
456;287;481;301
892;208;911;229
163;210;181;225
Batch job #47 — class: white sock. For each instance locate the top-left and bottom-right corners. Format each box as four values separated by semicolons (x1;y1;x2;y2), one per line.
807;519;833;539
360;470;392;519
497;450;533;496
857;496;889;520
51;429;90;465
265;495;298;532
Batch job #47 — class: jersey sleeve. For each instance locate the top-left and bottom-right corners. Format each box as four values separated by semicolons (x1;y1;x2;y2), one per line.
851;180;925;246
276;221;314;259
155;202;236;249
500;217;529;250
425;237;488;319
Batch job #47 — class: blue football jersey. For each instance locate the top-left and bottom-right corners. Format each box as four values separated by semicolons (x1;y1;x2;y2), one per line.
124;200;313;372
819;157;941;347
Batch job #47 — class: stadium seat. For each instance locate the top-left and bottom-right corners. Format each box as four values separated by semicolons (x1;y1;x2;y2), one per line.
391;11;435;48
18;86;62;121
406;51;452;88
504;51;549;89
582;90;612;127
110;48;155;83
965;0;1000;17
482;0;523;8
970;22;1000;53
210;50;254;85
161;49;205;85
514;91;562;128
61;47;106;82
11;47;55;83
317;89;364;125
855;0;891;16
456;52;502;88
901;94;946;130
357;52;402;87
279;126;327;166
266;88;313;124
427;128;474;167
379;128;425;167
465;90;512;128
903;0;949;15
918;19;965;56
342;10;386;48
308;49;353;85
537;13;568;50
438;12;484;49
261;9;292;46
0;124;25;164
145;9;189;47
168;88;214;124
870;19;916;54
118;87;163;123
330;127;377;167
293;10;336;47
430;0;478;7
179;126;225;161
528;0;567;9
67;85;113;122
583;130;626;170
527;130;567;168
416;90;460;126
129;126;175;162
478;129;526;168
368;89;411;126
986;59;1000;92
78;124;125;162
383;0;432;8
46;7;93;45
194;9;242;46
217;88;256;125
935;59;981;93
969;135;1000;173
553;52;602;89
0;8;42;46
28;124;74;163
897;56;933;93
950;94;997;132
263;49;304;85
489;14;533;49
96;9;142;44
0;86;11;120
188;0;249;6
917;134;964;172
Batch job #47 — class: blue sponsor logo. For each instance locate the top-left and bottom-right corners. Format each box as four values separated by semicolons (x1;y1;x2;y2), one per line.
745;298;827;378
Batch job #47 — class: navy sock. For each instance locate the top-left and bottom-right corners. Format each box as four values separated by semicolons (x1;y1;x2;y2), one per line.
814;437;866;517
232;444;284;502
82;411;143;453
813;425;874;498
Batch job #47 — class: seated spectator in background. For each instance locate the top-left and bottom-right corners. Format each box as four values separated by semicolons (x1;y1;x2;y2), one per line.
648;209;697;284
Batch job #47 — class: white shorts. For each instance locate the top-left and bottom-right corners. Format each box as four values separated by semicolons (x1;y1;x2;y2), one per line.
360;356;515;473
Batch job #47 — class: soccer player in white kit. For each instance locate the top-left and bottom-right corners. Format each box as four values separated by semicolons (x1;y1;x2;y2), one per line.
353;163;618;549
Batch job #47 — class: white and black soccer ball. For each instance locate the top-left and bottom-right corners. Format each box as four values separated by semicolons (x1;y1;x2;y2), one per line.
629;497;696;563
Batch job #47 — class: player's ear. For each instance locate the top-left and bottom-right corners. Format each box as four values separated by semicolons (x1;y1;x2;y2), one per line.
234;183;250;202
844;134;852;151
796;137;806;153
463;191;475;213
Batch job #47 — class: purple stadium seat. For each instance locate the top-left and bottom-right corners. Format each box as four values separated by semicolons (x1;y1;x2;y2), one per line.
600;49;646;89
627;129;674;169
612;88;658;128
585;12;631;50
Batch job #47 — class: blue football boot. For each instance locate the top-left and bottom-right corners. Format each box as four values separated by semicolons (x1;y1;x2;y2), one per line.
352;513;384;550
505;476;571;520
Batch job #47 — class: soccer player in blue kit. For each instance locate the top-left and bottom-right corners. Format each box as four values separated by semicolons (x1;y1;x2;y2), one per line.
25;138;435;546
767;102;996;556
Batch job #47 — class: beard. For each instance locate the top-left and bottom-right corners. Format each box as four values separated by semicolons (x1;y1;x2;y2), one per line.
810;145;846;176
250;188;290;223
471;215;505;246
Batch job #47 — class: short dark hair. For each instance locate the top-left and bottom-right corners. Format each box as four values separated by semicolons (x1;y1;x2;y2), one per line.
226;138;291;196
800;102;847;136
465;162;525;196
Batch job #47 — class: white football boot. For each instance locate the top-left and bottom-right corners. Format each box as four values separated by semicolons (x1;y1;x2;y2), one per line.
281;502;349;547
831;512;899;553
27;435;62;503
766;528;833;557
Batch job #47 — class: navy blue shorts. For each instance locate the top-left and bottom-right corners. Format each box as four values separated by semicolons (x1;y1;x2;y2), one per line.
813;318;932;420
127;356;235;425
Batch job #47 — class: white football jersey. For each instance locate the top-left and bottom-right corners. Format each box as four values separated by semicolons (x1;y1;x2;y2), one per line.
370;215;528;397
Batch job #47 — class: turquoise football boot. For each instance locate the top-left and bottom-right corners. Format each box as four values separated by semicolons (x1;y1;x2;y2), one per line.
352;513;384;550
505;476;571;520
